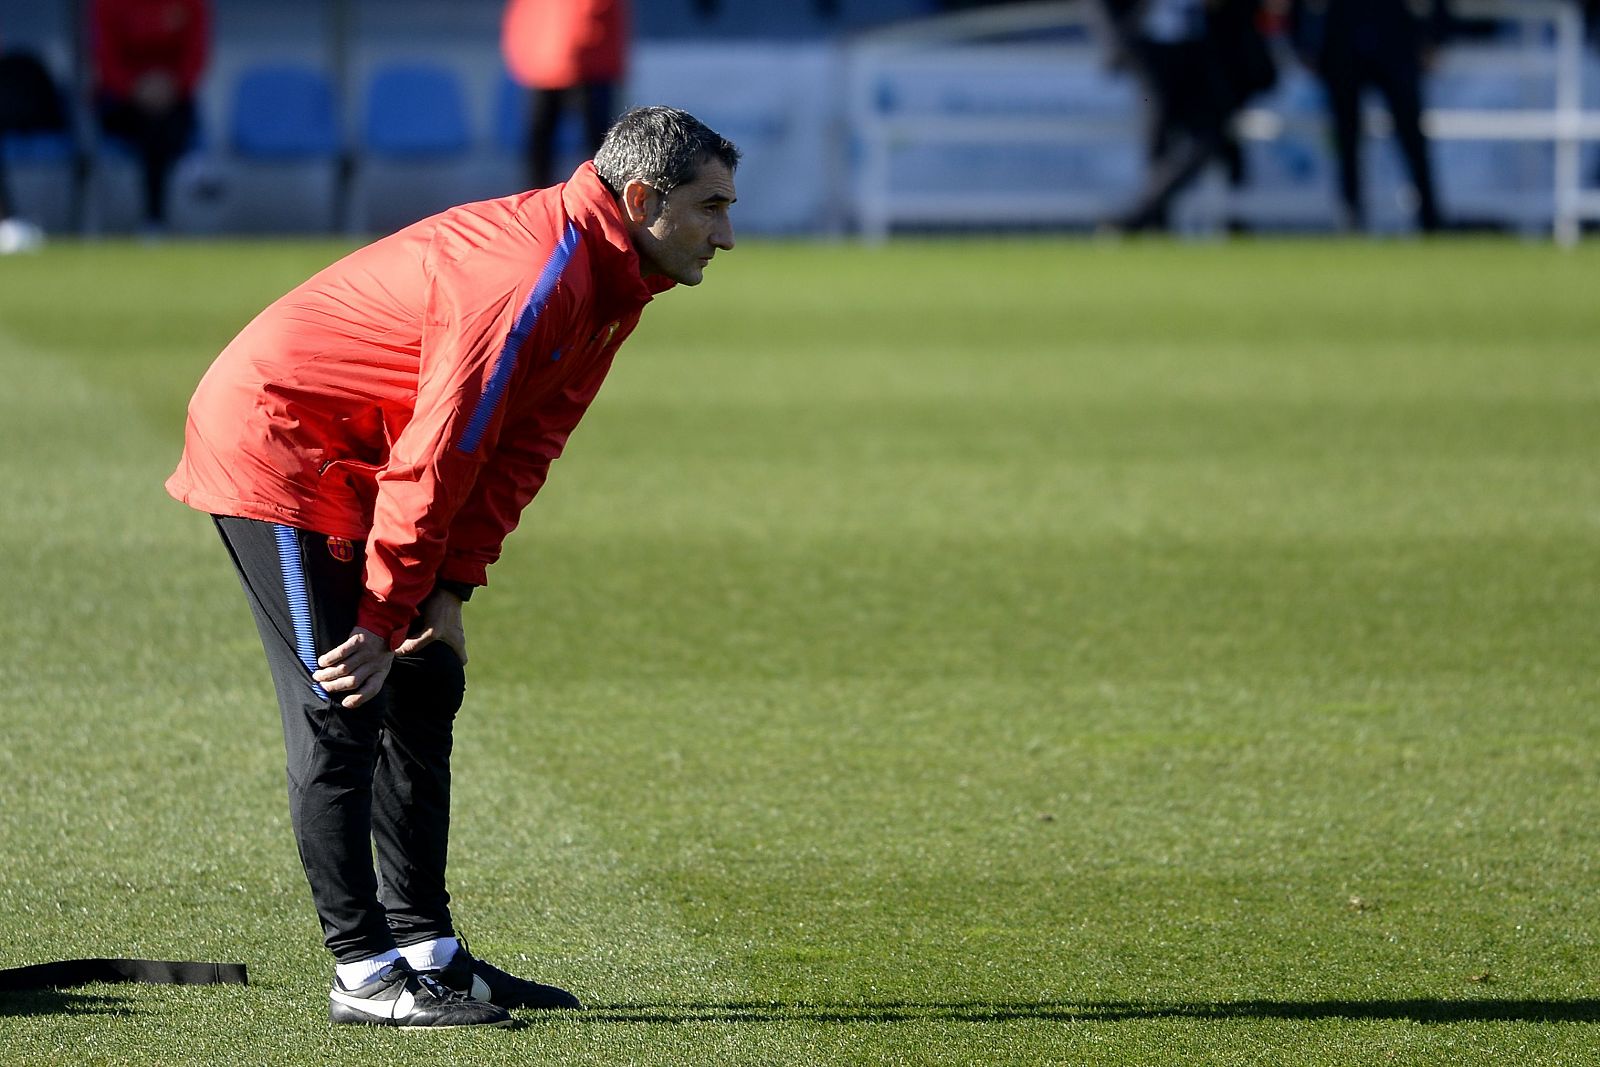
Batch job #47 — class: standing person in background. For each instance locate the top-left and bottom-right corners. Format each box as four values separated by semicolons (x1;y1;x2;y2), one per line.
0;43;69;253
1092;0;1276;234
502;0;630;190
91;0;209;236
1287;0;1450;233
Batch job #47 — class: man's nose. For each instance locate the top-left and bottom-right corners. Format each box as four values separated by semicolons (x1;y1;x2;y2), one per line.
712;220;735;251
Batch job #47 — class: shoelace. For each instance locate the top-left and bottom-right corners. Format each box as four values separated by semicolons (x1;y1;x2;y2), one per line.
414;972;470;1002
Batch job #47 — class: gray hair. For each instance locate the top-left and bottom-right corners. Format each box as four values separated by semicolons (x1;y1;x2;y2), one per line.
593;106;741;197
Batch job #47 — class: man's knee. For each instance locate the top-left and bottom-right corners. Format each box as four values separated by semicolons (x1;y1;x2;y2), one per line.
386;642;467;720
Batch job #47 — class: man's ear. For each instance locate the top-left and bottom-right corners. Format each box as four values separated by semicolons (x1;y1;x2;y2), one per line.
622;179;661;225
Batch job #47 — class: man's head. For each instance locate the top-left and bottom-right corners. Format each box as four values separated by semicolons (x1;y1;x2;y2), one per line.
594;106;740;286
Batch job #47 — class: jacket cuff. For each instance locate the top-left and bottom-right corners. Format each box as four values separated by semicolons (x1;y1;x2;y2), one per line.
437;556;490;588
356;599;410;650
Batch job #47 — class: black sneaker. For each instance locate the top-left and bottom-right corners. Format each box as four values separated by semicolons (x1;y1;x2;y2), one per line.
329;960;515;1028
431;942;582;1010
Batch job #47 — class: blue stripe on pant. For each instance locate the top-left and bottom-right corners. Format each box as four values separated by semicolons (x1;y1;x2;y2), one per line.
272;523;330;700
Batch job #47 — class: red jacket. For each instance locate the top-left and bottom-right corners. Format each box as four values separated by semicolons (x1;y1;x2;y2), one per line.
167;163;671;647
92;0;209;100
502;0;629;90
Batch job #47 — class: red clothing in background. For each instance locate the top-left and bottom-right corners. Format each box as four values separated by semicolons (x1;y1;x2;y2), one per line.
502;0;629;89
167;163;671;647
92;0;208;100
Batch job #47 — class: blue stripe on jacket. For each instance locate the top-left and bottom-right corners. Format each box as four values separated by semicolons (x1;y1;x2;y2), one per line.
457;220;582;455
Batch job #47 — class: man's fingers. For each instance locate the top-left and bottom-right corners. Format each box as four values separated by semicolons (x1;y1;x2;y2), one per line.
306;627;393;707
317;627;391;668
395;627;435;657
313;657;375;683
348;661;392;707
317;671;358;692
340;680;382;709
312;662;348;683
317;633;362;669
323;664;386;706
395;626;465;664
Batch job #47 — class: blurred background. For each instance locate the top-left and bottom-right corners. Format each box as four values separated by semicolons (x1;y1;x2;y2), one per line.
0;0;1596;244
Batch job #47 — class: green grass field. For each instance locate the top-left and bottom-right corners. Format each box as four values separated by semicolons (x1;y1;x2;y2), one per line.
1;235;1597;1065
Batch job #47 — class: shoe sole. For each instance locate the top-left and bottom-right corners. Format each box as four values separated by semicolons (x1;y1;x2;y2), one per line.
331;1013;516;1030
330;1003;516;1029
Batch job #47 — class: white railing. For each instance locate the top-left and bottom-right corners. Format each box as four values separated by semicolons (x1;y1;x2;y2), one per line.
846;0;1600;243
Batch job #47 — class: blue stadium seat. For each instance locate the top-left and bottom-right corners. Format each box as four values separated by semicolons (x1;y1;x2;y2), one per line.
362;62;471;158
351;61;477;232
493;70;527;155
1;129;77;164
1;127;87;233
229;63;342;160
225;63;345;233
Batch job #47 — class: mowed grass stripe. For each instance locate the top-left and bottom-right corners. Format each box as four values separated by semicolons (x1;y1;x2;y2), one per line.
0;238;1597;1066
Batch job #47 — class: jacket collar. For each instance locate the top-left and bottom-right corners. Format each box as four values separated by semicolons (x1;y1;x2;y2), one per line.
560;161;677;303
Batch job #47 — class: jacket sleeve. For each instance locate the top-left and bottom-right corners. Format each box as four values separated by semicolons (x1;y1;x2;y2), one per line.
437;354;615;588
354;251;557;648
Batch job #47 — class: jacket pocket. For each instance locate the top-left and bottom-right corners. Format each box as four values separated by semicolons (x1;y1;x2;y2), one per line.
317;457;384;528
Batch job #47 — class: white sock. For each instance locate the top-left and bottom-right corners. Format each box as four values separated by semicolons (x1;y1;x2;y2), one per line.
397;936;460;972
334;949;402;990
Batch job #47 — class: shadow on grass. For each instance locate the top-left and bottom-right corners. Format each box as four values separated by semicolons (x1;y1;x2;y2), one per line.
571;998;1600;1026
0;989;132;1018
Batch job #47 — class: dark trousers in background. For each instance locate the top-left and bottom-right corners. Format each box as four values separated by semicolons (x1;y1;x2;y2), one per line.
526;82;616;190
1115;38;1242;232
96;96;196;227
1318;49;1441;232
213;515;464;964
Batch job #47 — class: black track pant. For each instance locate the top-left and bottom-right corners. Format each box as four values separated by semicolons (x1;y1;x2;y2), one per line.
214;515;464;963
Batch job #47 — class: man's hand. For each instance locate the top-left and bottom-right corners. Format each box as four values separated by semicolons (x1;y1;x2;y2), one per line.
313;627;394;709
395;588;468;665
132;71;179;113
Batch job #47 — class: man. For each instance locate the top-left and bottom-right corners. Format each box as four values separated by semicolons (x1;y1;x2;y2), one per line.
1092;0;1275;233
166;106;738;1029
1289;0;1450;232
0;44;70;253
91;0;209;234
